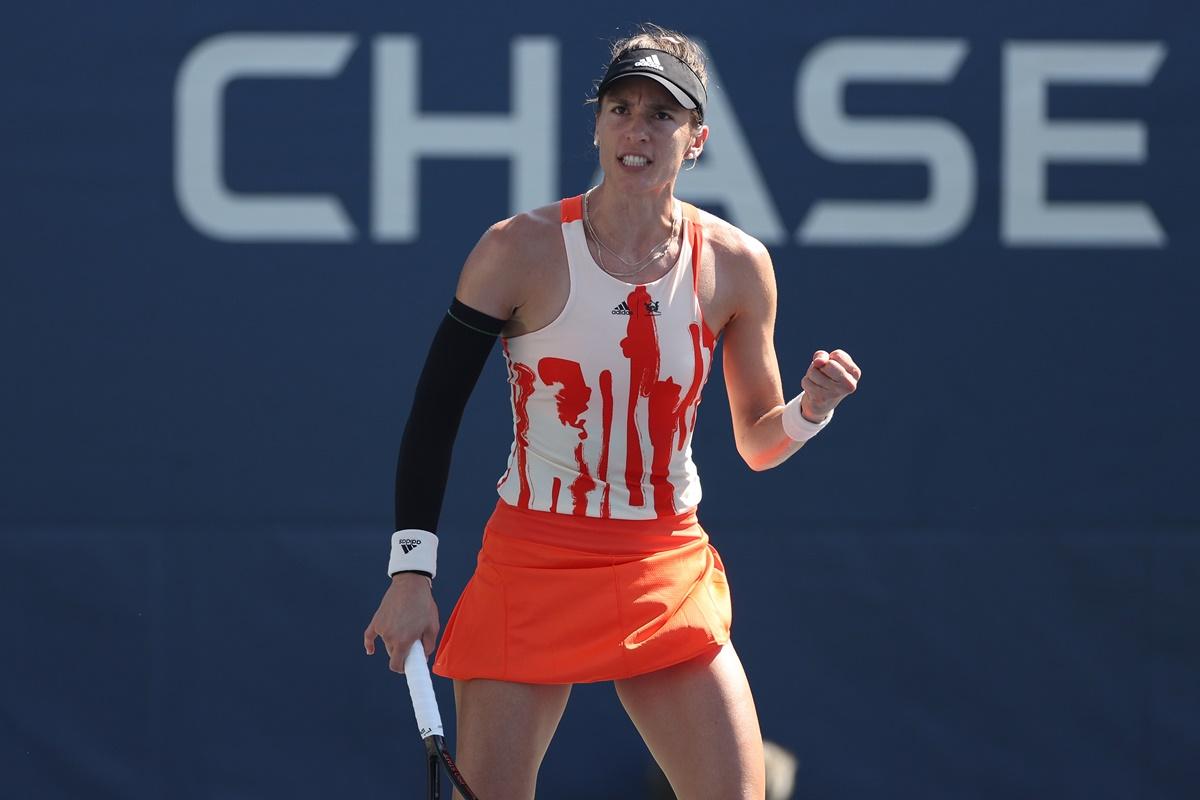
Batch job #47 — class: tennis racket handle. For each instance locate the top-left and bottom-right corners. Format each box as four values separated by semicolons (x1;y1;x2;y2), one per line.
404;641;445;739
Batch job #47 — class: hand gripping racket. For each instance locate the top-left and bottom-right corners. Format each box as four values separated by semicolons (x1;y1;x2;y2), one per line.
404;642;480;800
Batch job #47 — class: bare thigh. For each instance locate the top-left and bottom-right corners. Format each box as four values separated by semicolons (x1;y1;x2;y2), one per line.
451;679;572;800
614;643;765;800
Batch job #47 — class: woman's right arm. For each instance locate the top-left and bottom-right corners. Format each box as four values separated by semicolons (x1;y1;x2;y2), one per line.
363;220;529;673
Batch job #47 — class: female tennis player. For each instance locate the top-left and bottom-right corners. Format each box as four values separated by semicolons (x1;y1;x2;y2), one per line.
364;24;860;800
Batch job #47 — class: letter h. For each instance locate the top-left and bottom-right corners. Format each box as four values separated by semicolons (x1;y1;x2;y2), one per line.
372;36;560;242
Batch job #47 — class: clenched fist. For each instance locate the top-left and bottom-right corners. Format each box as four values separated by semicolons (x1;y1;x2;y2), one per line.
799;349;860;422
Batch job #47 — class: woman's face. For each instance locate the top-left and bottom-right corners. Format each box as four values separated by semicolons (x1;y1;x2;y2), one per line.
595;76;707;193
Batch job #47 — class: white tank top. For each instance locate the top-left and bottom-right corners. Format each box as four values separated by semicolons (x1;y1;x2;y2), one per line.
496;195;717;520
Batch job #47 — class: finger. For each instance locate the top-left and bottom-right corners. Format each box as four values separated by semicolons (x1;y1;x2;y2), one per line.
363;625;376;655
801;375;832;403
811;350;829;368
818;359;848;382
389;642;409;674
421;628;437;659
803;367;837;391
421;614;440;658
818;360;857;391
828;350;861;381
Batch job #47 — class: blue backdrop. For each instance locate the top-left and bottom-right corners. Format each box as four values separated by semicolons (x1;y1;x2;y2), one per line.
3;1;1197;798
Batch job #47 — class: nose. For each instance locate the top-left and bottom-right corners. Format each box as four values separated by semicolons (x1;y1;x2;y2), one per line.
624;115;651;142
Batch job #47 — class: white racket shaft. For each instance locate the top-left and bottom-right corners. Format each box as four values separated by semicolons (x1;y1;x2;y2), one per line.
404;641;444;739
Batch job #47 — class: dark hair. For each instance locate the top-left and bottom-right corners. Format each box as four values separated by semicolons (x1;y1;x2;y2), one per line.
590;23;709;129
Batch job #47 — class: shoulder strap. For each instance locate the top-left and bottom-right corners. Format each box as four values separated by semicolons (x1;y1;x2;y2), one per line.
561;195;583;223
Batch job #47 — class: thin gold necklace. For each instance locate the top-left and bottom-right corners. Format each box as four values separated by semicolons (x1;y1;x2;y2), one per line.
582;188;680;278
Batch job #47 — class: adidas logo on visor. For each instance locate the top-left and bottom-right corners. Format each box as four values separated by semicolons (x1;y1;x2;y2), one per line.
632;54;664;71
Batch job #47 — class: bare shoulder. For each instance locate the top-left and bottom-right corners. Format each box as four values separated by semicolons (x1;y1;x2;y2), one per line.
456;202;565;320
689;207;776;333
693;207;773;275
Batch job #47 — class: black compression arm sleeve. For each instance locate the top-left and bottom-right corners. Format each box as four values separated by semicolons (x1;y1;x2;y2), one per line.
394;299;507;535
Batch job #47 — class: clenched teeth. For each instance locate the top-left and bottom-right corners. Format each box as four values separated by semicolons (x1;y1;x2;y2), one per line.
620;155;649;167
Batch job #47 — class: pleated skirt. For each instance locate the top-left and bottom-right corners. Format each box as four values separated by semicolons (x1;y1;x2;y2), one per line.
433;499;732;684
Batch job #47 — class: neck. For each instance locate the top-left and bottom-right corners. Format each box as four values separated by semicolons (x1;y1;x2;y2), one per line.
586;183;677;257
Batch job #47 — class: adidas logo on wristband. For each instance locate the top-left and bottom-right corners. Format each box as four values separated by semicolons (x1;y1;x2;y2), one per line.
388;529;439;578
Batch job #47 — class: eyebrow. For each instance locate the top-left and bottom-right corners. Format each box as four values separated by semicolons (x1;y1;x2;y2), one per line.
604;94;680;112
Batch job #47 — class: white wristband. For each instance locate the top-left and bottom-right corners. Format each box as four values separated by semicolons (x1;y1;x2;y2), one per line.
387;529;439;580
781;392;833;443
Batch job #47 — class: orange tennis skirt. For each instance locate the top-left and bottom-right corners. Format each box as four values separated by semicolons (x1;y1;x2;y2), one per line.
432;499;732;684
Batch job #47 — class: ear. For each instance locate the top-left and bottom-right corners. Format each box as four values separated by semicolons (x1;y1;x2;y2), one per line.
687;125;710;160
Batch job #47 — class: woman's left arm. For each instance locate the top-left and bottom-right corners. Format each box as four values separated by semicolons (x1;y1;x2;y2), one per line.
719;241;861;471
